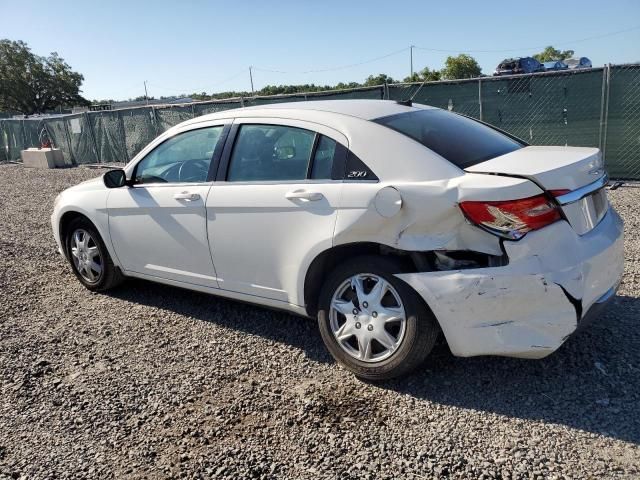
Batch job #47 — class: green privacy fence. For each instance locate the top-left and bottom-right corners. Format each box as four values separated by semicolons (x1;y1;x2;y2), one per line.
387;64;640;179
1;64;639;179
0;85;384;166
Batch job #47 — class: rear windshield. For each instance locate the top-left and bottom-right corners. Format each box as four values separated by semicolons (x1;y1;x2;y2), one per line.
374;109;524;169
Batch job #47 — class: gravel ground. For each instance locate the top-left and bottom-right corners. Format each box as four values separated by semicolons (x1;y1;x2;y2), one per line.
0;164;639;479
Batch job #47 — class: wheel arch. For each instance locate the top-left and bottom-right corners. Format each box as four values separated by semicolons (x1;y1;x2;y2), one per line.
59;211;92;257
58;210;117;266
303;242;417;317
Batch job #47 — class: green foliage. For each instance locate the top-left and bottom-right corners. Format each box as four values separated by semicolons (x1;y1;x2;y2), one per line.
0;39;89;114
334;81;362;90
363;73;397;86
258;84;334;96
90;55;482;104
403;67;441;83
533;46;575;62
441;54;482;80
183;82;368;102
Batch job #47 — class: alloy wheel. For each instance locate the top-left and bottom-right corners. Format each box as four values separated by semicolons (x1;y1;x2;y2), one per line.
329;273;407;363
70;229;103;284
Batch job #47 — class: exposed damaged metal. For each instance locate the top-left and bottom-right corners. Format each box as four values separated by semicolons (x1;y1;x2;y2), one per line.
326;162;624;360
395;210;624;358
51;99;626;373
333;173;542;257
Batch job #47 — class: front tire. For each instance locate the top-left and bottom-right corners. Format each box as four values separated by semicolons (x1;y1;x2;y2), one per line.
317;255;439;381
65;217;124;291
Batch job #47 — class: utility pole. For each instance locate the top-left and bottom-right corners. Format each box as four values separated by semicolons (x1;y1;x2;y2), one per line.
249;66;254;95
410;45;415;79
143;80;149;105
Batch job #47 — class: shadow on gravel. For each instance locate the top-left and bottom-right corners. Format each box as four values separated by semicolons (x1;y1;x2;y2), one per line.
106;280;639;445
380;294;640;445
105;278;333;365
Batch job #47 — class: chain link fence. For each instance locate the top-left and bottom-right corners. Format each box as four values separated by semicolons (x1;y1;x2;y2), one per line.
1;64;639;178
604;64;640;178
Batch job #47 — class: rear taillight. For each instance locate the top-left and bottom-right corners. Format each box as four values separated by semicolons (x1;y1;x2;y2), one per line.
459;194;562;240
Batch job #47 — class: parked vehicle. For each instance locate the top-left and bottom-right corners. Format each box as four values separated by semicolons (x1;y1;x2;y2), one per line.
543;60;569;71
494;57;545;76
51;100;624;380
565;57;593;69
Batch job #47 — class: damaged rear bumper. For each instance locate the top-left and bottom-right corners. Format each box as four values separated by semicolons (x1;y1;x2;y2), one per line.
396;207;624;359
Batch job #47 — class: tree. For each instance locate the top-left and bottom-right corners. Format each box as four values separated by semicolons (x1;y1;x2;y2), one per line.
363;73;396;86
533;46;575;62
334;81;361;90
403;67;441;83
0;39;88;115
441;54;482;80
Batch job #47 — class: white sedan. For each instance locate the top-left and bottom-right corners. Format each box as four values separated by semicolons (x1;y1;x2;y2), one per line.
51;100;624;380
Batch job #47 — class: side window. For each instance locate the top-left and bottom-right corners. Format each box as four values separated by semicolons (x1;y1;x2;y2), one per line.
227;125;315;182
310;135;337;180
135;126;223;184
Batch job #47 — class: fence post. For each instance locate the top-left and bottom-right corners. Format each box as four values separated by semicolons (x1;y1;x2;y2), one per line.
85;111;101;164
63;119;76;165
117;110;127;163
601;64;611;165
0;120;6;162
20;119;27;152
240;97;245;107
598;66;607;151
42;119;54;150
478;78;483;121
152;107;162;136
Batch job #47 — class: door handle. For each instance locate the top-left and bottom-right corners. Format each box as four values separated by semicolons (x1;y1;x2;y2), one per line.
285;189;324;201
173;191;201;201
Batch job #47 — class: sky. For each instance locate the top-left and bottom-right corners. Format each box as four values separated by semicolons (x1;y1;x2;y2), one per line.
2;0;639;101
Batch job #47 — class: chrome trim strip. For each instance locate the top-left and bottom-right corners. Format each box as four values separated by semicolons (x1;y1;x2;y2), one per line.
555;174;609;205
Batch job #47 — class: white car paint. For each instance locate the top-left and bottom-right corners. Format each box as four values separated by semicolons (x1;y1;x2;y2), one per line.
51;100;625;359
467;145;605;190
108;182;218;287
204;117;348;301
398;209;624;358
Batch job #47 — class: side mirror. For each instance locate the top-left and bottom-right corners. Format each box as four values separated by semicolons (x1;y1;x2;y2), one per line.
103;168;128;188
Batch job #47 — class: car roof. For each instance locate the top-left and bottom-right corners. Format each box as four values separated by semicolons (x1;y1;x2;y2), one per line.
182;99;434;125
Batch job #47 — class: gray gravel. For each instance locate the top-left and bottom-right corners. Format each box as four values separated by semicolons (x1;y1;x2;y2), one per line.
1;163;639;479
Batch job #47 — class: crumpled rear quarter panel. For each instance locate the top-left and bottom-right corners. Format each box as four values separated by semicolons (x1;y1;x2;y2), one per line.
396;208;624;359
396;269;577;358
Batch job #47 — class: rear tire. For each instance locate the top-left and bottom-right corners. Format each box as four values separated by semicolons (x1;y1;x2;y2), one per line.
65;217;124;291
317;255;438;381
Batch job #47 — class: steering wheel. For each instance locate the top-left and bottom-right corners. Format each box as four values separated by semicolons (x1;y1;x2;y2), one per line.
177;159;210;182
159;162;181;182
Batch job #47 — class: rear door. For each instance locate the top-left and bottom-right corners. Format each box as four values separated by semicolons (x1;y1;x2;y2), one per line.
205;118;348;304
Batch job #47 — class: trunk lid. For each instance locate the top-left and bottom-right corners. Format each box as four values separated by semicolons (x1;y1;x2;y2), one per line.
465;145;609;235
465;145;604;191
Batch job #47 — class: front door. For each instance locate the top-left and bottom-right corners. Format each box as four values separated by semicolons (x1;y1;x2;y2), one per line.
107;125;226;288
